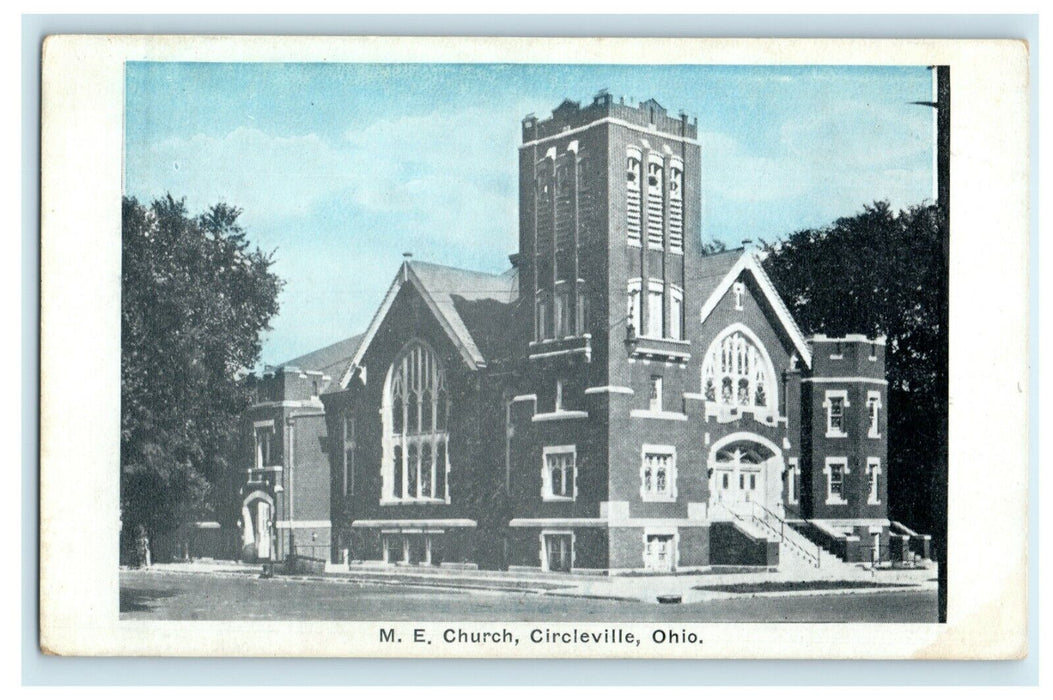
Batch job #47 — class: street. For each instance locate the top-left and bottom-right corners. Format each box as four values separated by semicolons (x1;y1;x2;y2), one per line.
120;570;938;623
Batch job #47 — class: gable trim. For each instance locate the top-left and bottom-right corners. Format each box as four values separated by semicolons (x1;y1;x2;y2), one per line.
338;263;483;389
698;252;813;368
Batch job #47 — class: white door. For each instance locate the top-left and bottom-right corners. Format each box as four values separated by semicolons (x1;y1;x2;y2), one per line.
645;534;675;572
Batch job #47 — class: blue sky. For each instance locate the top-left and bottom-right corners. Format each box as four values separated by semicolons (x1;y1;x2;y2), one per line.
124;63;935;366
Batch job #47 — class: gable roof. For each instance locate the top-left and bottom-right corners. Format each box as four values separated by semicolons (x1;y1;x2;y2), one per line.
698;250;813;368
338;260;518;388
278;333;364;378
697;248;744;302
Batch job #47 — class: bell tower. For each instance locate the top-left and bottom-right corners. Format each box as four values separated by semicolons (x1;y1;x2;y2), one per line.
517;91;701;383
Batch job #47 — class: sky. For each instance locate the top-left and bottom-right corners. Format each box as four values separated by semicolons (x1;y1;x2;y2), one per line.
124;63;935;367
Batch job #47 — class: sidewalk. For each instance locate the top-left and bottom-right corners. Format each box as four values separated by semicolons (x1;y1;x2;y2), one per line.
134;557;938;605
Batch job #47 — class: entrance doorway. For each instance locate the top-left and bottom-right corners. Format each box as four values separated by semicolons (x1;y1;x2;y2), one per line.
240;494;274;563
708;437;784;519
644;532;676;572
542;532;573;572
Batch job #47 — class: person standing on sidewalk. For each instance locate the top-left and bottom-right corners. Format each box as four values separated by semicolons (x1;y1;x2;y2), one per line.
135;525;152;568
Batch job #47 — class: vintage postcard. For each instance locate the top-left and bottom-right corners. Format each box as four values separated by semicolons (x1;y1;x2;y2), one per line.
39;36;1029;659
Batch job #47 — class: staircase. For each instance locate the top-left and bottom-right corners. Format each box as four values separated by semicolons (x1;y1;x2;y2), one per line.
712;502;824;569
745;502;823;569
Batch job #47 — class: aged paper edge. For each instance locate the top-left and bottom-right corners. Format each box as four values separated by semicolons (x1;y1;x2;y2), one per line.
39;35;1029;659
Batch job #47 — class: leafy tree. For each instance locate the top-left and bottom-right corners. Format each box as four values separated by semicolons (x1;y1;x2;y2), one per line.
121;195;283;553
761;201;947;539
701;238;728;255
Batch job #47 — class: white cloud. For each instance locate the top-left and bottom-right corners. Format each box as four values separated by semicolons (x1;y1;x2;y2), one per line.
699;98;932;213
125;106;523;252
126;127;353;222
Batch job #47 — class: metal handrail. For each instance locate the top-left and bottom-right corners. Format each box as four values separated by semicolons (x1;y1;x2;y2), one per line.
749;501;821;568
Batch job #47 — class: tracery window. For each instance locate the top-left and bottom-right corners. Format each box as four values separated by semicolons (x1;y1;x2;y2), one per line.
382;341;450;503
542;446;576;501
700;327;777;414
641;446;677;501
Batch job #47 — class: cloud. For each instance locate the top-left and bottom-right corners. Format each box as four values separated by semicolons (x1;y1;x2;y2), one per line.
125;106;523;254
125;127;353;222
699;98;932;219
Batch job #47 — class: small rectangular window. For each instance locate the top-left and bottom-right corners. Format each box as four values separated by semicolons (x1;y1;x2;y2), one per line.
867;457;881;504
647;283;664;338
535;297;549;341
555;289;570;338
649;376;663;412
575;290;589;336
825;457;849;505
254;425;274;468
867;391;882;438
825;390;850;437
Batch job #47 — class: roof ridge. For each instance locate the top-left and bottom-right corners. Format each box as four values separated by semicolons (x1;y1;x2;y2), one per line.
408;259;507;278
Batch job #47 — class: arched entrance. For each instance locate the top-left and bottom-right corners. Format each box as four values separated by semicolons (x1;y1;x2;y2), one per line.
708;432;785;519
240;490;275;563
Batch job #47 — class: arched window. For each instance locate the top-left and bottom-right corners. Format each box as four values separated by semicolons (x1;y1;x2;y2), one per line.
669;159;684;254
646;154;665;249
382;341;451;503
626;148;642;246
700;326;777;417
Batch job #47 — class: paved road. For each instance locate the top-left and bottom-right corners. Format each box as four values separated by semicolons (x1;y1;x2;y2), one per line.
120;570;938;623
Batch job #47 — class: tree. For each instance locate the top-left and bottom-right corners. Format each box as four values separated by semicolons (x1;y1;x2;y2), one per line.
761;201;947;539
121;195;283;554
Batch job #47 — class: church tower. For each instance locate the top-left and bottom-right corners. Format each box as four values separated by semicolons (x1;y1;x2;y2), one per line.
508;92;706;573
516;90;701;384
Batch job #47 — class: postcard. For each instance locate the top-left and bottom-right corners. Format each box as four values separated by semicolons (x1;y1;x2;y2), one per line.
39;35;1029;659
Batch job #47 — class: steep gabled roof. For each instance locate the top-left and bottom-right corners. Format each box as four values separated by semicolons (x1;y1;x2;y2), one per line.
698;250;813;368
697;248;744;302
278;333;364;378
338;260;518;388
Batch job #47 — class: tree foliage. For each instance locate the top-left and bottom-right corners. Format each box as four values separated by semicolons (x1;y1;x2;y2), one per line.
761;201;947;537
121;195;283;541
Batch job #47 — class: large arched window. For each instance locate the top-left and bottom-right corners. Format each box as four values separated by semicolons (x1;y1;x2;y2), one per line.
701;325;777;417
382;341;451;503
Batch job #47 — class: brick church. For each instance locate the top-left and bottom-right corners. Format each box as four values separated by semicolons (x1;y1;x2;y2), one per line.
236;92;928;574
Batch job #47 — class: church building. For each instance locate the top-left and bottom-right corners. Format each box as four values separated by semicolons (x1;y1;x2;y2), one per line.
239;92;928;574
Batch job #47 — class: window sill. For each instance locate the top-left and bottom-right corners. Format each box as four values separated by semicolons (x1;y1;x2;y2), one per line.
825;432;849;439
640;495;677;503
868;432;882;439
630;409;688;421
825;497;849;506
379;498;450;506
541;495;576;503
533;410;588;423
